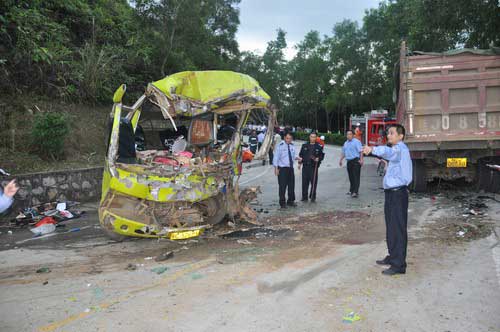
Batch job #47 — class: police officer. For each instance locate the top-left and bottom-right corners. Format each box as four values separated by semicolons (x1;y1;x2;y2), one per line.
298;132;324;202
363;124;412;276
339;130;364;198
272;132;296;209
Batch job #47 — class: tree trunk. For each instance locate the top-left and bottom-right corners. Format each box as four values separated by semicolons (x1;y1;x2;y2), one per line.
315;109;318;131
343;105;347;135
337;108;340;133
325;110;331;132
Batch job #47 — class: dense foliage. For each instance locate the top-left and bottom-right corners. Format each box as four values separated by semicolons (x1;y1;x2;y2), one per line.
1;0;499;131
31;112;69;160
294;131;346;146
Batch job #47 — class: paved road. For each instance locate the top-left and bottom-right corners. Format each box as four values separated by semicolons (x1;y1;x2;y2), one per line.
0;143;499;332
241;143;383;216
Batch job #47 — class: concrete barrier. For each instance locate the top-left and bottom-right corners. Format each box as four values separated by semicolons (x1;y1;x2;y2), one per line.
1;166;103;213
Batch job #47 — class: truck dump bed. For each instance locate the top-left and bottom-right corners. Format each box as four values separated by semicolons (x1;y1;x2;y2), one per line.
397;44;500;152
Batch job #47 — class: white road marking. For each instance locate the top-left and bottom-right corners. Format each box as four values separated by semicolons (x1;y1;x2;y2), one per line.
240;165;272;185
15;226;92;244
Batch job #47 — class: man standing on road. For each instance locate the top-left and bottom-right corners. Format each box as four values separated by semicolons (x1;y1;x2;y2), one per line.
298;132;324;202
273;132;297;209
257;130;265;151
339;130;364;198
363;124;412;276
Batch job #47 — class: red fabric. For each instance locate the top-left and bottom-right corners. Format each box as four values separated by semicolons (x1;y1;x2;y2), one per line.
153;157;179;166
242;149;253;162
316;137;325;147
34;216;57;227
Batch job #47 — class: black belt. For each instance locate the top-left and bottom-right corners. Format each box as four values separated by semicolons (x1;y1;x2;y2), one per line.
347;158;359;161
384;186;407;192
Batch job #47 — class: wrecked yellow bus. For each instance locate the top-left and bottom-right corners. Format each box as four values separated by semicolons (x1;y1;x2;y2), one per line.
99;71;276;240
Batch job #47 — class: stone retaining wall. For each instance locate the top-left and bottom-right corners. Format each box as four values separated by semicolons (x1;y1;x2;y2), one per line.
1;167;103;210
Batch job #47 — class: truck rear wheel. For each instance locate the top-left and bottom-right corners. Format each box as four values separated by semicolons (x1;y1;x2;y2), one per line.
411;159;427;192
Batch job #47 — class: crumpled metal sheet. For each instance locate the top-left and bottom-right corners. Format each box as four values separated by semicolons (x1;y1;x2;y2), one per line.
150;71;271;117
254;107;277;160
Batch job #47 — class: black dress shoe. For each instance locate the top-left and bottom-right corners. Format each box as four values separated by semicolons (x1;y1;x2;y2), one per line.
287;202;297;207
376;256;391;266
301;198;308;202
382;267;406;276
280;205;287;209
310;198;316;203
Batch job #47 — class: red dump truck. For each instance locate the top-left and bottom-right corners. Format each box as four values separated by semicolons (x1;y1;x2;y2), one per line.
397;42;500;192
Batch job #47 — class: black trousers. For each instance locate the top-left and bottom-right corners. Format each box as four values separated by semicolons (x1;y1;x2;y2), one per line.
384;187;409;270
250;145;257;154
268;149;274;164
302;164;319;200
347;158;361;194
278;167;295;206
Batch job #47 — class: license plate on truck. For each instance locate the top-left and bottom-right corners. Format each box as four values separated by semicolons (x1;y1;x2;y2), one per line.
447;158;467;168
169;229;201;240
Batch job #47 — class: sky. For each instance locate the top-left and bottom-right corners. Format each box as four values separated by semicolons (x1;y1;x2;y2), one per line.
236;0;381;59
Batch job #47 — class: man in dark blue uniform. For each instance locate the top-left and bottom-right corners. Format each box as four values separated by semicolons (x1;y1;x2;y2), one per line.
298;132;324;202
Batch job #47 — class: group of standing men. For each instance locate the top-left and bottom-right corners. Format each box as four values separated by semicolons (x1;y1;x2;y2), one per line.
272;124;413;276
272;132;325;209
271;129;365;208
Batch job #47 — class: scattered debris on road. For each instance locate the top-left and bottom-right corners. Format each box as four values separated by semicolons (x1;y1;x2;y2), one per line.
191;273;204;280
151;266;169;275
125;263;137;271
36;267;51;273
423;194;495;242
342;311;361;323
155;251;174;262
13;201;84;227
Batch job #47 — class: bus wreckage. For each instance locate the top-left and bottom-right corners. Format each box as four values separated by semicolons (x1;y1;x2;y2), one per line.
99;71;277;240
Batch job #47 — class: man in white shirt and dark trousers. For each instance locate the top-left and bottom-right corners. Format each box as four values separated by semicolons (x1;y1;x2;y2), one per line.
339;130;364;198
363;124;412;276
273;132;297;209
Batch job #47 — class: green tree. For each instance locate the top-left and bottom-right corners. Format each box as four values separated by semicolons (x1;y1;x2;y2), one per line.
260;29;289;116
237;29;289;123
287;31;330;129
31;112;69;160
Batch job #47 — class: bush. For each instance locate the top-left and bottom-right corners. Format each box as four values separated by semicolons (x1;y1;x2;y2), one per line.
31;112;69;160
294;131;346;145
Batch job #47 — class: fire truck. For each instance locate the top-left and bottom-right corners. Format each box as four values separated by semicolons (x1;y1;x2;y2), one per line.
349;110;397;146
